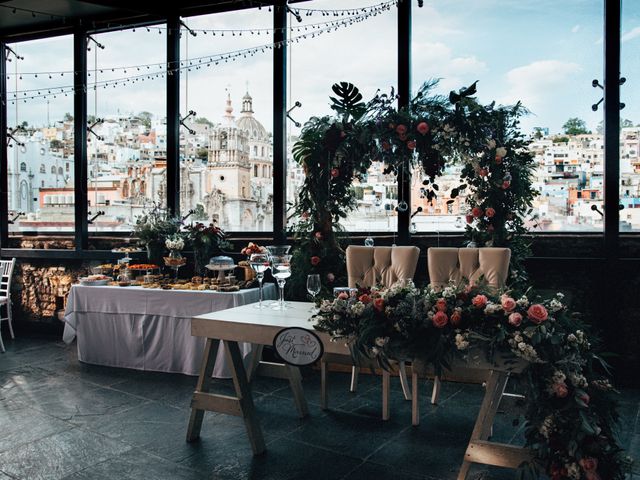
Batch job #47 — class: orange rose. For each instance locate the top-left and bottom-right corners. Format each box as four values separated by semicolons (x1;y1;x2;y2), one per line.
358;294;371;304
527;304;548;324
501;295;516;312
471;294;488;309
485;207;496;218
432;311;448;328
373;298;385;312
450;310;462;326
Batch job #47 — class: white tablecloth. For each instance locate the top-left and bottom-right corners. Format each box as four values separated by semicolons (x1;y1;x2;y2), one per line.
62;284;276;377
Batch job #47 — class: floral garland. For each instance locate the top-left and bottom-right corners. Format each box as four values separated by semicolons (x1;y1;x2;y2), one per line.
312;282;631;480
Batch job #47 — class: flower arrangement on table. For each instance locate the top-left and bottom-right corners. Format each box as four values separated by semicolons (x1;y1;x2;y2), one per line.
133;204;181;264
312;282;631;480
184;222;231;275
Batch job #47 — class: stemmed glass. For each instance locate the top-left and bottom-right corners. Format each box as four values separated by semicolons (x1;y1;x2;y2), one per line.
250;253;270;309
271;254;292;310
306;274;321;312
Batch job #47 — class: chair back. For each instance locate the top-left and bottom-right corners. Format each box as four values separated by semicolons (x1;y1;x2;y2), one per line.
427;247;510;290
346;246;420;288
0;259;16;298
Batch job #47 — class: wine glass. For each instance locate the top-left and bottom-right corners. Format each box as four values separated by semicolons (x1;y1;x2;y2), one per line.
250;253;270;309
306;274;321;312
271;254;292;310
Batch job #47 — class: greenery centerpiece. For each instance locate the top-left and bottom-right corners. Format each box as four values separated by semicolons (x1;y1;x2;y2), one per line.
184;222;231;275
133;204;181;265
313;282;631;479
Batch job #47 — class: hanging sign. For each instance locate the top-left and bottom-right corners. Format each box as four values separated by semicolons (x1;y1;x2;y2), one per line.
273;327;324;366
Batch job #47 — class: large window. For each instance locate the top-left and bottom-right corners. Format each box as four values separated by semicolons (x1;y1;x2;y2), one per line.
6;35;75;240
412;1;604;232
179;8;273;232
287;0;397;233
86;26;167;233
620;0;640;232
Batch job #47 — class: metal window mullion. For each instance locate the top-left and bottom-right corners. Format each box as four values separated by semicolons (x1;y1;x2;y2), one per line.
273;1;287;243
167;15;180;216
74;30;88;251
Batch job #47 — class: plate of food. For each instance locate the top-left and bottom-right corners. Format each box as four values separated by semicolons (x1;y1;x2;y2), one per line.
79;274;111;286
127;263;160;272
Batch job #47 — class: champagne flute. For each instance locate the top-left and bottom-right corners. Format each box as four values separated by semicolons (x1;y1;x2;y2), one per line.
250;253;270;309
271;254;292;310
306;274;321;312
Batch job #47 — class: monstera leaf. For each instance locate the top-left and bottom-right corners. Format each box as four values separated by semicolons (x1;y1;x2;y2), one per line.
329;82;367;121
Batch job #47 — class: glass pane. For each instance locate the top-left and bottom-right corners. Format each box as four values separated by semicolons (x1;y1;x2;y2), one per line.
6;35;75;244
179;9;273;232
411;1;604;232
621;0;640;233
287;0;397;233
87;26;167;233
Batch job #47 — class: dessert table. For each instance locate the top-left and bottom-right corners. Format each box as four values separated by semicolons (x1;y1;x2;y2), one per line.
62;283;276;377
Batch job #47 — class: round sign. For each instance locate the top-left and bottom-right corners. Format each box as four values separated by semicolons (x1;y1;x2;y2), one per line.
273;327;324;366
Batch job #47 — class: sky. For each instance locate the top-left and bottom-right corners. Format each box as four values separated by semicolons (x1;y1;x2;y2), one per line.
6;0;640;136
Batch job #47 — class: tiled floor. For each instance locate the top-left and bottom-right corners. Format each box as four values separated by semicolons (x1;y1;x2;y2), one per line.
1;336;638;480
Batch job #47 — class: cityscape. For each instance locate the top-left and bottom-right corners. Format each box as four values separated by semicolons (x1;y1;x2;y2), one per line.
7;91;640;235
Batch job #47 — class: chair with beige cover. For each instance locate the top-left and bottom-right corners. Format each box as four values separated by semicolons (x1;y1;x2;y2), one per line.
320;245;420;420
0;258;17;353
412;247;511;419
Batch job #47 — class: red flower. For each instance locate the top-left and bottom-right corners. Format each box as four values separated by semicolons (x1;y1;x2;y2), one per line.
417;121;430;135
478;168;489;177
472;294;488;308
396;124;408;135
465;214;474;224
310;256;321;266
527;304;548;324
432;311;448;328
373;298;385;312
450;310;462;326
330;168;340;178
407;140;416;150
485;207;496;218
436;298;447;312
314;231;323;240
358;294;372;304
552;382;569;398
502;180;511;189
472;207;484;218
495;155;503;164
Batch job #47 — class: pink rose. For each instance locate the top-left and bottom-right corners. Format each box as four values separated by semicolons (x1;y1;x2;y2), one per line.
330;168;340;178
417;121;430;135
326;273;335;283
396;124;407;135
508;312;522;327
373;297;385;312
527;304;548;324
436;298;447;312
501;296;516;312
407;140;416;150
432;311;448;328
485;207;496;218
314;231;323;240
579;457;598;472
472;294;488;309
310;256;321;266
358;294;371;304
301;212;310;219
338;292;349;300
450;311;462;326
502;181;511;189
552;382;569;398
472;207;484;218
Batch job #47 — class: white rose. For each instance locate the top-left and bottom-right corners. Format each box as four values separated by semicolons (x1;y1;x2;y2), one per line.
496;147;508;158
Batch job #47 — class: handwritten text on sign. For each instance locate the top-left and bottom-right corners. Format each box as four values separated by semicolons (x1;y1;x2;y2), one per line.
273;327;323;366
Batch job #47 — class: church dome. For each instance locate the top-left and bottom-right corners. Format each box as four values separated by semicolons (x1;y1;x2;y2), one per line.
237;90;269;141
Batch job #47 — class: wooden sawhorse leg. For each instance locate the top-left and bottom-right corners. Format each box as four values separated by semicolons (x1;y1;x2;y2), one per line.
457;369;533;479
186;338;219;443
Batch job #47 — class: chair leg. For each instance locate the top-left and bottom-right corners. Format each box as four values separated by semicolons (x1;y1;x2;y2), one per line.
0;325;5;353
382;369;390;421
320;360;328;410
8;301;15;340
431;375;441;405
399;361;412;401
350;366;360;392
411;371;420;426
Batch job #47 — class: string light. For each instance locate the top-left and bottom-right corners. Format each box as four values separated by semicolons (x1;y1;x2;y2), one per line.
6;5;394;104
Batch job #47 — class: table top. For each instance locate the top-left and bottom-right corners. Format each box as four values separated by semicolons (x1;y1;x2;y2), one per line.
192;302;349;355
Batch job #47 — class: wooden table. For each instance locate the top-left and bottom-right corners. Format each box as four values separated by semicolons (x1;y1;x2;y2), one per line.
186;301;347;455
187;301;532;477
